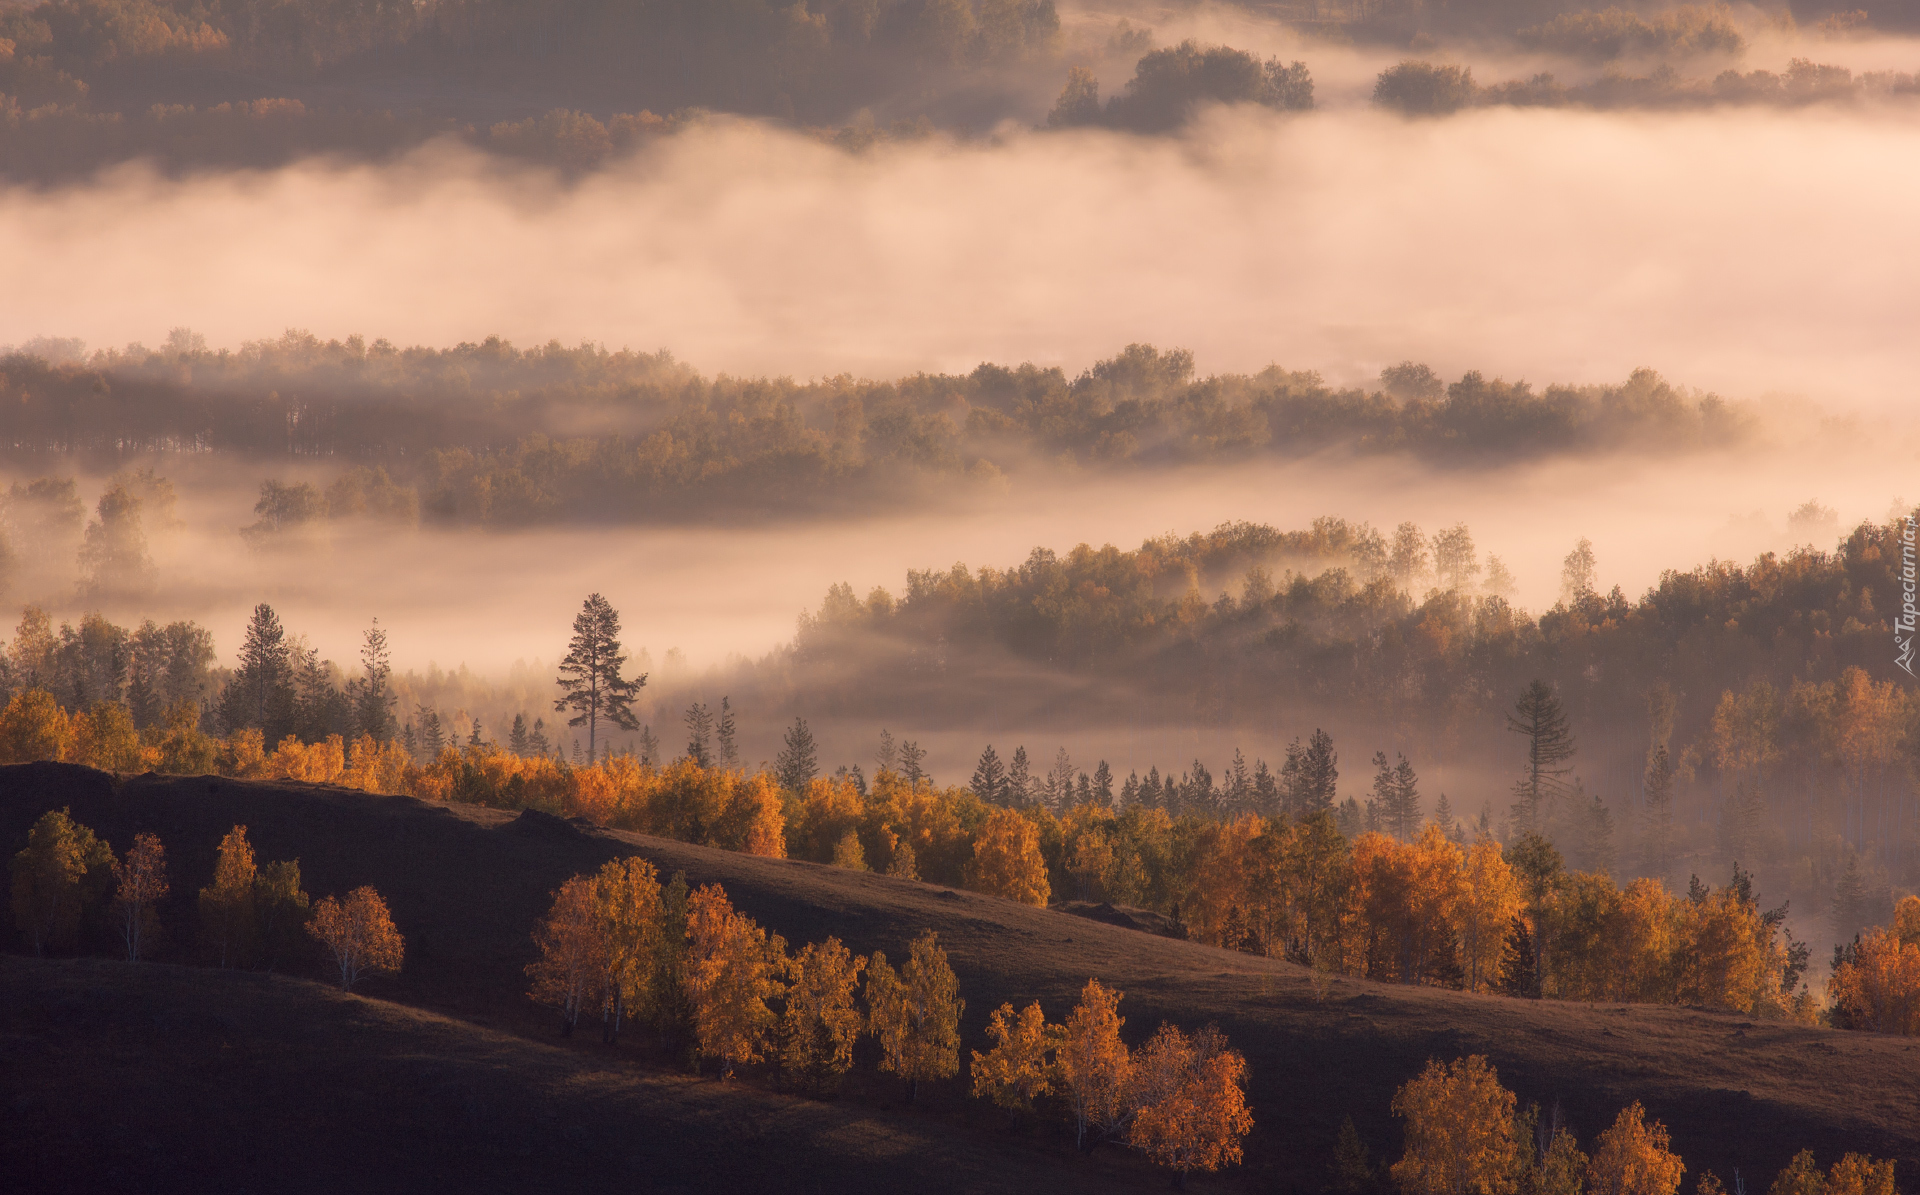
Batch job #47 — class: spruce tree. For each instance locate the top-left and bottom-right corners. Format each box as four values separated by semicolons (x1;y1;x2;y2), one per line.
875;729;897;773
417;706;445;759
508;714;529;755
1507;680;1576;833
529;717;552;757
971;745;1007;804
900;740;927;788
1008;746;1032;806
1093;760;1113;805
219;603;295;740
716;697;738;769
1373;752;1421;841
636;723;657;766
1301;729;1338;813
553;593;645;760
775;717;819;793
1640;742;1675;877
684;702;713;766
352;619;397;742
1226;748;1252;811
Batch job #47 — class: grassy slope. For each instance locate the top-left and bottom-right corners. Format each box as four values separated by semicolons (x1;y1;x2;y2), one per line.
3;761;1918;1193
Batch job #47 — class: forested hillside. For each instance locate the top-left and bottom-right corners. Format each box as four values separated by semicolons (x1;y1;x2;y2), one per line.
0;336;1745;524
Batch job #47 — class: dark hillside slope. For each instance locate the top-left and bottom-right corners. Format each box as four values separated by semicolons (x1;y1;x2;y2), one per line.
0;957;1157;1195
4;763;1917;1192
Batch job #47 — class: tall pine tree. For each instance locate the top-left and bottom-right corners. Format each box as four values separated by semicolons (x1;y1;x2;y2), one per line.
776;718;819;793
1508;680;1576;833
553;593;644;760
218;603;295;741
972;745;1008;804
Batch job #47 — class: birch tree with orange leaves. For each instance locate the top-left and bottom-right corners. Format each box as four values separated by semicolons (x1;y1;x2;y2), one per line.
1128;1023;1254;1189
199;825;257;967
1390;1055;1519;1195
965;808;1050;905
781;936;866;1093
1059;978;1133;1151
970;1000;1063;1121
527;874;605;1035
308;885;403;991
684;883;787;1078
866;929;964;1101
593;856;665;1043
1587;1103;1685;1195
111;832;167;962
1457;837;1520;992
1828;895;1920;1035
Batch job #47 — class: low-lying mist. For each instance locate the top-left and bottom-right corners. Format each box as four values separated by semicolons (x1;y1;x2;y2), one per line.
3;100;1918;407
8;434;1903;682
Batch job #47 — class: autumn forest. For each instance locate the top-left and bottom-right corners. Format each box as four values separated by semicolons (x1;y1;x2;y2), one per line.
6;0;1920;1182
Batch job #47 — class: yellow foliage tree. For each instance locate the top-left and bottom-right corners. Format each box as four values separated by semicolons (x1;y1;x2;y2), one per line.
1674;885;1774;1012
1128;1023;1254;1188
789;774;865;863
10;807;114;955
781;936;866;1093
72;701;142;771
0;689;72;763
685;883;786;1077
527;874;607;1036
593;855;664;1044
1768;1151;1828;1195
1586;1103;1685;1195
199;824;257;967
308;885;403;990
970;999;1063;1119
866;928;964;1100
1059;978;1132;1151
111;831;167;962
153;699;218;776
1828;923;1920;1036
1825;1154;1899;1195
253;857;311;972
1895;895;1920;947
1458;837;1520;993
965;807;1050;905
1390;1055;1519;1195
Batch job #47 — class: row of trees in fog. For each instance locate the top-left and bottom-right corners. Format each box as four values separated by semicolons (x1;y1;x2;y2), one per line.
1372;55;1920;115
7;637;1918;1038
0;341;1744;531
4;502;1917;954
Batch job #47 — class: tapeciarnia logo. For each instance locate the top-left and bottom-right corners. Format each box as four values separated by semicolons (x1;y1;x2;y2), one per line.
1899;515;1917;677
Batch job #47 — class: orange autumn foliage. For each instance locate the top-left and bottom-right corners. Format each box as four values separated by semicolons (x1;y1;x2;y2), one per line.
684;883;786;1076
308;885;403;991
1128;1023;1254;1181
1390;1055;1519;1195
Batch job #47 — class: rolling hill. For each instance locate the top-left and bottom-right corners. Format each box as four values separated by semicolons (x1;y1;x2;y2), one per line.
3;761;1916;1193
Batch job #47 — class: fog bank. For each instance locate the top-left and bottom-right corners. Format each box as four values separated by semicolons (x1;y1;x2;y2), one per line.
3;104;1918;407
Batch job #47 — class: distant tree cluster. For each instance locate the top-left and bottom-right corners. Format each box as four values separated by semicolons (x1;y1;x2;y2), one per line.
971;979;1253;1184
1381;1053;1901;1195
1047;41;1313;133
0;340;1747;526
1373;55;1920;115
527;867;963;1091
0;0;1070;180
9;809;401;988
